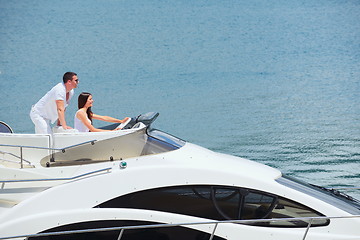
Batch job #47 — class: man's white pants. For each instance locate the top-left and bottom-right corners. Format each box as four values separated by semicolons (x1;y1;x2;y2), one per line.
30;107;52;134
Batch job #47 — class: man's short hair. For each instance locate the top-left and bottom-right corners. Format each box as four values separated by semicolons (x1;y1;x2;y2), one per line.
63;72;77;83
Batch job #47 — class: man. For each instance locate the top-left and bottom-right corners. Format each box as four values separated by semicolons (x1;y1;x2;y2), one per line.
30;72;79;134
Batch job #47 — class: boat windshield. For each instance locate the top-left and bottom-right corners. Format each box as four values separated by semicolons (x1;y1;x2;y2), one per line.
136;128;185;156
276;175;360;215
147;128;186;149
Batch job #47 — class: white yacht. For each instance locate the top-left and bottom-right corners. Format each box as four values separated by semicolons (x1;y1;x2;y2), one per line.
0;112;359;240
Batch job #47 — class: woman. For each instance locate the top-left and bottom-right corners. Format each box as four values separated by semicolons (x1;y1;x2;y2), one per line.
74;92;129;132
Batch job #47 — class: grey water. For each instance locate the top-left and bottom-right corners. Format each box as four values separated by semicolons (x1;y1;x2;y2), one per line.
1;0;360;198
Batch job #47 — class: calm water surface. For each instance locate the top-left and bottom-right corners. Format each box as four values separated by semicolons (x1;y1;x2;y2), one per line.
1;0;360;198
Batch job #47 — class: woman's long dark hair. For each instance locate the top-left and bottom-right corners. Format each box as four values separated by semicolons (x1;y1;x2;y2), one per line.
78;92;93;123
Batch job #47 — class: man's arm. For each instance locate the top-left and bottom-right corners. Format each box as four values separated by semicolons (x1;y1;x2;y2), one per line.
56;100;72;129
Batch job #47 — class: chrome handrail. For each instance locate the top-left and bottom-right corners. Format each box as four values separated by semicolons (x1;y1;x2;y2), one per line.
0;140;97;168
0;140;97;152
0;150;32;166
0;215;359;240
0;167;111;184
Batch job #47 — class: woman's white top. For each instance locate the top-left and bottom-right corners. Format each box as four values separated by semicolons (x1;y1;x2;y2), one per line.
74;110;91;132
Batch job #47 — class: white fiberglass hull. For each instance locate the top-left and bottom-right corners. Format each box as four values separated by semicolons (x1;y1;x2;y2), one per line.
1;122;360;239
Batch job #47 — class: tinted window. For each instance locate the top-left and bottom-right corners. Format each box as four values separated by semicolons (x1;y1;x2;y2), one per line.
147;129;185;148
97;185;329;228
100;186;223;220
29;220;225;240
140;129;185;155
277;175;360;215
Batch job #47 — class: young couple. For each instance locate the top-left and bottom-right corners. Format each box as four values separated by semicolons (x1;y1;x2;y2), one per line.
30;72;129;134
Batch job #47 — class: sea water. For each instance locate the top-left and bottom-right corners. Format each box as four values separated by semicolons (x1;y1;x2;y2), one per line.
0;0;359;198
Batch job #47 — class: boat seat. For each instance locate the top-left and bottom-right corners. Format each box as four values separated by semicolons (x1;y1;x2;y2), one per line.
0;121;13;133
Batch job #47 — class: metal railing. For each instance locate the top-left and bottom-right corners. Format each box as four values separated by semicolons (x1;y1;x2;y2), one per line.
0;215;359;240
0;167;112;190
0;150;33;166
332;187;360;190
0;167;111;185
0;140;97;168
